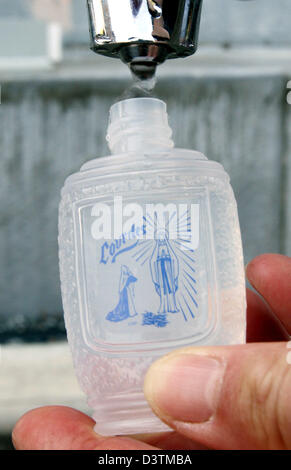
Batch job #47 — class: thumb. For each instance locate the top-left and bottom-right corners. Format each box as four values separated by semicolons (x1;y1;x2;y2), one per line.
144;343;291;450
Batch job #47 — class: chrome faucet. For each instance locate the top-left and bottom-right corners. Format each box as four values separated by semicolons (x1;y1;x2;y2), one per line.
87;0;203;78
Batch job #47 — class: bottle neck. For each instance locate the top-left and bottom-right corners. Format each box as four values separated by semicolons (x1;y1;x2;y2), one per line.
106;98;174;155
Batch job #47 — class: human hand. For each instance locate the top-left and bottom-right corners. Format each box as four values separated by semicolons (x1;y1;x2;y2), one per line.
12;254;291;450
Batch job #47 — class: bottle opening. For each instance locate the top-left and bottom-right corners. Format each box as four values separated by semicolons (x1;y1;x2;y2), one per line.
107;98;174;155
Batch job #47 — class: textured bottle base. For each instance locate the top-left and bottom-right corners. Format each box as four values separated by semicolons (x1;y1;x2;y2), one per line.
92;392;169;436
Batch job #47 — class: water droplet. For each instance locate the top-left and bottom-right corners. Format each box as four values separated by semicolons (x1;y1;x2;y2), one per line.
130;62;157;96
117;59;157;101
130;61;157;82
118;65;157;101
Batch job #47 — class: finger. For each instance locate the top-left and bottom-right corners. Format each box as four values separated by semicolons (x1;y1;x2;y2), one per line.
132;432;208;450
144;342;291;450
246;254;291;334
246;288;289;342
12;406;158;450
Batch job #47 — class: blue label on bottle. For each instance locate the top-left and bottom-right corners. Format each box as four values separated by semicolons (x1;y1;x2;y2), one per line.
75;193;218;354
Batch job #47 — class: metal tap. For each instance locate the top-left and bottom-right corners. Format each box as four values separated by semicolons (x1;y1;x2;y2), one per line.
87;0;203;78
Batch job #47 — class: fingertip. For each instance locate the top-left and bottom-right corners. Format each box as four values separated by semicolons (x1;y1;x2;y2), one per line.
246;254;269;285
12;409;32;450
12;406;96;450
246;253;289;287
12;406;159;450
12;406;60;450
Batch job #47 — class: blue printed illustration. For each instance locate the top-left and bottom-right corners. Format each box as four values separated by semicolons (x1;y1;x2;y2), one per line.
106;265;138;323
142;312;169;328
149;231;179;314
105;209;199;327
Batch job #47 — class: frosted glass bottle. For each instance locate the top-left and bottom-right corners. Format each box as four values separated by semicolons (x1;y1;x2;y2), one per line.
59;98;246;436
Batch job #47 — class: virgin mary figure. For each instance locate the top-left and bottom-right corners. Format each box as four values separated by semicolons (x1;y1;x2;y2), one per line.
130;0;143;16
149;232;179;314
106;265;138;322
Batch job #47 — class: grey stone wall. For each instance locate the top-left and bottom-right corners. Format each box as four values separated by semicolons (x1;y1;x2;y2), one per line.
0;71;289;333
0;0;30;17
200;0;291;46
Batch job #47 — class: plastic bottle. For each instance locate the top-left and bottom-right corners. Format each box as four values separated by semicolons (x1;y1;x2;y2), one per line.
58;97;246;436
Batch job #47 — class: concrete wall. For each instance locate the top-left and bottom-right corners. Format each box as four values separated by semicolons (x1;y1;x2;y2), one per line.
200;0;291;46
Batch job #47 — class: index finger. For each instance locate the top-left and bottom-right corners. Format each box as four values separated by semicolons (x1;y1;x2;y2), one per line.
246;254;291;334
12;406;158;450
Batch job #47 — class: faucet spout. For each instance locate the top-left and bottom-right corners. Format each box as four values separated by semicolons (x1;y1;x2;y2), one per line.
87;0;203;70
